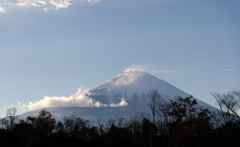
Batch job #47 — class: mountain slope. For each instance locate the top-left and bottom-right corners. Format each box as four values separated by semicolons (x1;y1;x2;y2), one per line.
19;71;217;120
87;71;215;110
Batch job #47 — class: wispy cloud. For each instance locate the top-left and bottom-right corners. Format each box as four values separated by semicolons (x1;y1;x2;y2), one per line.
0;0;100;13
149;70;181;73
124;64;180;74
86;0;100;3
124;64;147;72
18;87;128;111
221;69;240;72
168;54;203;58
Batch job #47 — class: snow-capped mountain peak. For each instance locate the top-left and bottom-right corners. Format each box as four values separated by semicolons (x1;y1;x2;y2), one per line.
19;70;217;120
87;71;186;105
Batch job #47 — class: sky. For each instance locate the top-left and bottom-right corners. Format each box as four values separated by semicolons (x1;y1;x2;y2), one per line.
0;0;239;118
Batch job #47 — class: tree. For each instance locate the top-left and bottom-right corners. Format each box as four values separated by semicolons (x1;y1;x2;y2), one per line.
148;89;163;125
148;90;163;147
27;109;56;134
156;100;171;147
212;90;240;123
212;90;240;146
62;113;89;140
168;96;198;122
4;107;18;129
0;117;8;129
158;96;213;147
94;116;105;136
12;119;35;147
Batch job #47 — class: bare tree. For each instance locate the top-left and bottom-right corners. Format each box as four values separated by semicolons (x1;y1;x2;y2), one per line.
156;100;171;147
93;116;125;135
0;117;9;129
6;107;18;128
148;89;163;125
212;90;240;123
127;112;147;136
148;90;163;147
115;117;126;128
93;116;105;136
105;118;115;132
62;112;89;138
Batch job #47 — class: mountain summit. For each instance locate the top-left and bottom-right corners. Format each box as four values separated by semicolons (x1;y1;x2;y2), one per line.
87;71;214;110
88;71;190;105
19;71;217;119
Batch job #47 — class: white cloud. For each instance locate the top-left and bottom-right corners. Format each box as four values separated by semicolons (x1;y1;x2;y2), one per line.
124;64;147;72
110;98;128;107
49;0;72;9
18;87;127;111
86;0;100;3
124;64;180;74
38;0;46;5
0;0;100;13
43;7;48;11
0;5;6;13
16;0;40;7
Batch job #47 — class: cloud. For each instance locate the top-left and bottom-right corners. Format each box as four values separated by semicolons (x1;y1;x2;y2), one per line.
124;64;180;74
17;64;180;111
168;54;203;58
48;0;72;10
18;87;128;111
124;64;147;72
38;1;47;5
221;69;240;72
149;70;180;73
0;0;100;13
0;5;6;13
110;98;128;107
86;0;100;3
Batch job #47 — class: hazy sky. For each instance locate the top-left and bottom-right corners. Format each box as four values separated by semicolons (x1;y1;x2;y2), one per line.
0;0;239;118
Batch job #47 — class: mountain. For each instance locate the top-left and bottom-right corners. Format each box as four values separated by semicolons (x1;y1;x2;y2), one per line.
19;71;217;120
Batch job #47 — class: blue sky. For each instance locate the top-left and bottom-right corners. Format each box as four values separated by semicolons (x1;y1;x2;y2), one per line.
0;0;239;117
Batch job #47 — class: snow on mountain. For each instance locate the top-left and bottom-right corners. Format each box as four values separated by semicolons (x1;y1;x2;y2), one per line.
86;71;215;110
19;71;217;120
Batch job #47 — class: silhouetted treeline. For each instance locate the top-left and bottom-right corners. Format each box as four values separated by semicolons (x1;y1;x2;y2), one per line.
0;94;240;147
